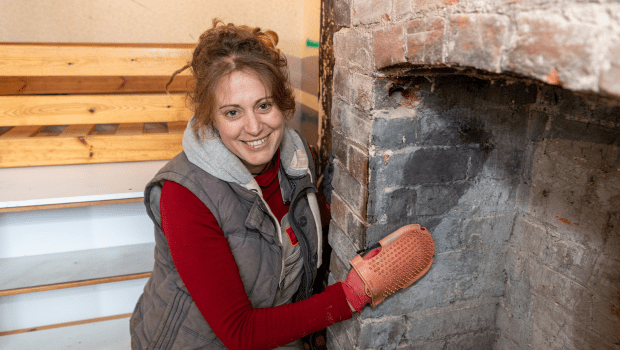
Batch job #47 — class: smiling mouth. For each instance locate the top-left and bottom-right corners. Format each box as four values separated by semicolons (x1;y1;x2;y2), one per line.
243;135;269;148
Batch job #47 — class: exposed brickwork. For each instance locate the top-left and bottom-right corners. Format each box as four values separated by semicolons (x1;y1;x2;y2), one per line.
406;17;445;64
326;72;620;349
446;14;510;73
334;1;620;98
508;12;603;91
351;0;391;25
348;144;368;185
326;1;620;349
373;23;406;69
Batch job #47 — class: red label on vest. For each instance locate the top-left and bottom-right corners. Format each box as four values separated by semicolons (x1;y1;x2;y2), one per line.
285;226;299;247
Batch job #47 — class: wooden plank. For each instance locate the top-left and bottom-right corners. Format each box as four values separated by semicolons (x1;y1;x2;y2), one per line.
0;243;155;294
0;44;194;77
0;313;131;337
0;197;143;213
0;93;191;126
0;76;193;95
0;161;164;207
116;123;144;135
0;132;183;167
0;272;151;297
59;124;95;137
0;315;131;349
0;125;42;139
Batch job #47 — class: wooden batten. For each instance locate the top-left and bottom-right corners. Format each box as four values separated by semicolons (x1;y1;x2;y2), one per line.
0;44;195;77
0;93;191;126
0;76;194;95
0;130;184;167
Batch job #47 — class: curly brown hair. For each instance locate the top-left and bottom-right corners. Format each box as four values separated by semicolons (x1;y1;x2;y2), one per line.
168;19;296;136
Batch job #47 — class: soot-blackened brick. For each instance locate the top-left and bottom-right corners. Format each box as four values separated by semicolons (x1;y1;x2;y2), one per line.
372;115;420;150
416;183;469;216
547;117;620;145
402;148;470;185
386;187;417;225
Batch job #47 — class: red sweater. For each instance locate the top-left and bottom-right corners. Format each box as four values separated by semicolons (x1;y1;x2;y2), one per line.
160;155;352;350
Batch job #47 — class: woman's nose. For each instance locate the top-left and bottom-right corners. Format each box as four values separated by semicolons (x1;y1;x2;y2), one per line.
244;112;262;135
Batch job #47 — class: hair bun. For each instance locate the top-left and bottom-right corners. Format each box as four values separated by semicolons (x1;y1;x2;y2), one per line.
263;30;279;49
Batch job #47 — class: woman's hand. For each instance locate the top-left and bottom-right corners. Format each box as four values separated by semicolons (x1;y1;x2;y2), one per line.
342;224;435;311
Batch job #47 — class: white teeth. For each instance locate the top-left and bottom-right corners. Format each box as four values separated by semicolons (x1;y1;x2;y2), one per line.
244;136;268;147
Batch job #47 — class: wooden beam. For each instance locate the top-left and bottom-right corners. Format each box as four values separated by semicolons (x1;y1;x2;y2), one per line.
0;44;194;77
0;76;194;95
0;313;132;337
0;132;183;167
0;197;143;214
0;93;192;126
0;272;151;297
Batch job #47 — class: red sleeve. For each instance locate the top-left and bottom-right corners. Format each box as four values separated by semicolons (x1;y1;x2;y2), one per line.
160;181;352;350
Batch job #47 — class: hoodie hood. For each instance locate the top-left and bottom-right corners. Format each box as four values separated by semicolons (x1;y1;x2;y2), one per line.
181;117;312;192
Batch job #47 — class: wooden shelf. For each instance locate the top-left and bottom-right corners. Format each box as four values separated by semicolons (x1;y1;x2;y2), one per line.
0;243;155;296
0;314;132;349
0;160;167;212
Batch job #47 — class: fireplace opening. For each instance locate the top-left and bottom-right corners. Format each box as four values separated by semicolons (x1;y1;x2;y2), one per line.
324;70;620;350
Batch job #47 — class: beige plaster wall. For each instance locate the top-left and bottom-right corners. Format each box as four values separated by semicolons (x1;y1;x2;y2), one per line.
0;0;306;58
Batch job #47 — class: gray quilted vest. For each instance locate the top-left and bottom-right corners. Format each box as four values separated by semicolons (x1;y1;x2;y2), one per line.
129;129;321;350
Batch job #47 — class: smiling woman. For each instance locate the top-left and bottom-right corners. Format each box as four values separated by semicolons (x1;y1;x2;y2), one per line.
214;70;285;175
128;19;431;350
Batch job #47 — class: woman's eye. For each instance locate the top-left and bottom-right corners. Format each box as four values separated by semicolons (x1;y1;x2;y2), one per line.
258;103;271;111
225;110;238;118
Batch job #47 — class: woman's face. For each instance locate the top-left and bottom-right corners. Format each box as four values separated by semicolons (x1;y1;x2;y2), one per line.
213;70;285;174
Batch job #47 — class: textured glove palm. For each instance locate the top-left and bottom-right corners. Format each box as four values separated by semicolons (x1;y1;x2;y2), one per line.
341;224;435;312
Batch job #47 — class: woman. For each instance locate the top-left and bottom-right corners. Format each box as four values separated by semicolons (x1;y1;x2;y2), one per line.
130;20;432;350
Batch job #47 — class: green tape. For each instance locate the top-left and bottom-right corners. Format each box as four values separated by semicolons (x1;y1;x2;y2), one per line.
306;39;319;48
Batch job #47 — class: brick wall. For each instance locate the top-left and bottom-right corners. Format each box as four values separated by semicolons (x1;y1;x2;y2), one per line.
325;1;620;349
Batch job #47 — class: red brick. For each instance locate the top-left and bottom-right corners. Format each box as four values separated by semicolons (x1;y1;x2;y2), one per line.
330;193;347;231
446;14;510;73
392;0;412;20
353;0;391;25
351;73;374;112
333;161;368;219
332;65;351;102
406;17;445;64
333;29;349;65
373;23;407;69
508;13;600;91
412;0;459;13
348;144;369;185
347;30;373;72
